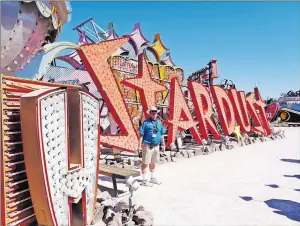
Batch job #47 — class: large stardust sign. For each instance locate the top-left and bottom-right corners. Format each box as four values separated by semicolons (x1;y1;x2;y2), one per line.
77;37;271;151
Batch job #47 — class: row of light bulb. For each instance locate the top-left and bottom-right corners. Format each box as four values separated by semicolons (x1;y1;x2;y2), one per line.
41;94;70;226
41;93;98;224
63;169;90;198
83;116;97;127
83;112;98;123
82;95;99;223
82;95;98;107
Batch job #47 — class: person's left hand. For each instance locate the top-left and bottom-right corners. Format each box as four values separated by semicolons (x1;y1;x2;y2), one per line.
161;145;165;152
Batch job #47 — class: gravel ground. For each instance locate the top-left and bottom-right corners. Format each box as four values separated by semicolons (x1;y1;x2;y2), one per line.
130;127;300;225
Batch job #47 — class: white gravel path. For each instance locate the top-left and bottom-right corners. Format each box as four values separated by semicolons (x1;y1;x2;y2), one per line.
132;127;300;225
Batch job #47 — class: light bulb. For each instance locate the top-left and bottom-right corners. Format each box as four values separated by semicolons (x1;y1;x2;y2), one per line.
58;110;65;118
57;102;64;111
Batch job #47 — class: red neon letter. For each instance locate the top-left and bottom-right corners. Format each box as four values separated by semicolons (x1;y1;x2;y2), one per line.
210;86;236;136
246;87;271;135
246;91;266;135
166;77;202;147
254;87;271;135
188;81;221;140
228;89;251;133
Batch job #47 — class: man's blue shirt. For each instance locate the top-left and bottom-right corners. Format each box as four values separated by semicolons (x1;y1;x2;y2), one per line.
138;118;166;145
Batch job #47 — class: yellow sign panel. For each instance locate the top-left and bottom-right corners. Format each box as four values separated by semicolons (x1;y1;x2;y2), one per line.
148;34;169;61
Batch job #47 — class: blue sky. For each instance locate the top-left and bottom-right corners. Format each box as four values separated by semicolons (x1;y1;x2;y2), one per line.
40;2;300;98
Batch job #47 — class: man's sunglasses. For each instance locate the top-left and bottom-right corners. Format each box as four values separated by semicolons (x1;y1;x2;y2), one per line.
150;111;157;114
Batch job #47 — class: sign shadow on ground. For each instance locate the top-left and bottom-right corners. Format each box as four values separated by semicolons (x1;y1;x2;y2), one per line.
239;196;300;222
281;159;300;164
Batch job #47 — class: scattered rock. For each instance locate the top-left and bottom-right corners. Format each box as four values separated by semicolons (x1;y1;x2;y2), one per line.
218;143;225;151
103;207;119;224
126;220;136;226
132;210;153;226
185;150;193;158
191;150;196;156
203;146;211;154
163;155;171;162
238;140;245;147
280;134;284;139
97;191;111;203
107;212;122;226
224;142;234;149
92;219;106;226
175;152;184;159
260;137;266;142
122;212;128;224
171;156;177;162
158;159;165;164
135;205;146;212
209;143;217;152
247;137;252;145
101;198;118;207
116;201;130;213
194;147;204;155
181;151;189;158
96;202;103;209
91;205;105;225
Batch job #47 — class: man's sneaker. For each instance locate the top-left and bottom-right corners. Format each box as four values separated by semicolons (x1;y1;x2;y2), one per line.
140;180;153;187
150;177;161;185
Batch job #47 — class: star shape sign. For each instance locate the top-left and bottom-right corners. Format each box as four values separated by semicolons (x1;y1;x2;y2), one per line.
121;53;167;116
77;37;140;152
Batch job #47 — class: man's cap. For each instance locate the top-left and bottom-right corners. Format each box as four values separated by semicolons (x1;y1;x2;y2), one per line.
147;106;160;113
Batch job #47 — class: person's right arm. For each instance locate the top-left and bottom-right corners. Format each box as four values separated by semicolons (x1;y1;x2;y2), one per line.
138;122;145;151
138;136;143;151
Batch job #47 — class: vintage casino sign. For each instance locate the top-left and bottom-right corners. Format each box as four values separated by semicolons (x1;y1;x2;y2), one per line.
20;87;99;225
265;102;280;122
110;54;185;129
111;55;138;74
0;76;99;226
1;38;271;226
0;76;66;226
78;37;271;150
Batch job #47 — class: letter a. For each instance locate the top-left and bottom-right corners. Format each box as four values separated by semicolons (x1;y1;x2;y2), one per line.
166;77;202;147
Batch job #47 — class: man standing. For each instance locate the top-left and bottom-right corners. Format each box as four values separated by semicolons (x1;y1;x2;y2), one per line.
138;106;166;186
